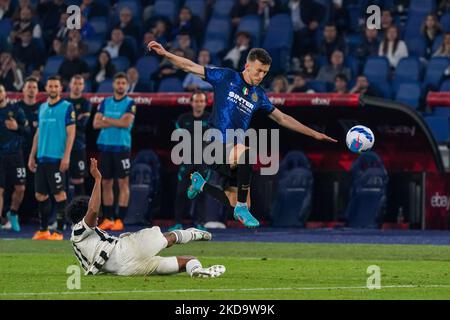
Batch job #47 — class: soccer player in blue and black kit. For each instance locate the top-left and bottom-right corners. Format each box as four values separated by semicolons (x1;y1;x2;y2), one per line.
148;41;337;228
0;84;29;232
93;72;136;232
28;76;76;240
66;75;92;196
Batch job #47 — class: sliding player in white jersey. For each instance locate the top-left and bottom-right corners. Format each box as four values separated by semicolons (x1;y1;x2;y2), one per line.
68;158;225;278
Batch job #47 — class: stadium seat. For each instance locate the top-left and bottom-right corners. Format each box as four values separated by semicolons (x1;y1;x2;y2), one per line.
158;77;184;92
262;14;293;73
306;80;328;93
440;13;450;32
440;79;450;92
184;0;206;21
152;0;178;22
395;82;422;109
204;17;232;43
203;38;227;57
84;37;104;55
432;107;450;117
111;56;130;72
345;152;388;228
344;55;359;78
126;163;155;224
363;57;390;84
271;151;313;227
0;18;12;38
97;79;114;93
408;0;436;15
423;57;450;91
42;55;65;79
371;82;392;99
116;0;141;21
432;34;443;53
392;57;422;91
404;36;427;58
135;56;160;83
237;15;262;47
133;149;162;186
89;17;110;37
81;55;98;69
211;0;235;18
425;116;450;143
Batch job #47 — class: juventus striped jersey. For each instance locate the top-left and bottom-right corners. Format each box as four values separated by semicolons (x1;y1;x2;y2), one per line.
70;218;118;275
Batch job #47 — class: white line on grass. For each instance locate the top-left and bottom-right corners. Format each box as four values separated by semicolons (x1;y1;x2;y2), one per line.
2;284;450;296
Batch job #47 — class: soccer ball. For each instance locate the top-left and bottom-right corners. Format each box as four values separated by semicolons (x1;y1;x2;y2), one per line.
346;125;375;153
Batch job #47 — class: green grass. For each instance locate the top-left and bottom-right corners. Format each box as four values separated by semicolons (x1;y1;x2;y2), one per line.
1;240;450;299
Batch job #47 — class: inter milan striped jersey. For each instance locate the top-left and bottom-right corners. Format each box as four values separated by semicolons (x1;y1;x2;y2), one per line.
203;66;275;142
37;99;75;162
96;96;136;152
71;218;118;275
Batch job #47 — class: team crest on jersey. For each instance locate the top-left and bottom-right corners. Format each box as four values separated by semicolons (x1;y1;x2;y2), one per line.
242;87;249;95
251;92;258;102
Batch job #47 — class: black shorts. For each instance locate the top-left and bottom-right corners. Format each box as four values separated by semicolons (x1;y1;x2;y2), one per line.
0;152;27;189
202;141;238;188
35;162;66;195
100;152;131;179
69;149;87;179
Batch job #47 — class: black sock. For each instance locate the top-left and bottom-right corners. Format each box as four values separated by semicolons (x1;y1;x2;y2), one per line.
118;206;128;221
103;205;113;220
203;183;234;215
9;209;18;216
38;198;51;231
237;149;252;204
55;200;66;234
74;183;85;196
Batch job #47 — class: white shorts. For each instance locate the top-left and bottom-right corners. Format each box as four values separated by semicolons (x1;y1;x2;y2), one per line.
102;227;168;276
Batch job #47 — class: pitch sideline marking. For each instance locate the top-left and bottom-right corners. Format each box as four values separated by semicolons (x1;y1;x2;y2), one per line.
2;284;450;296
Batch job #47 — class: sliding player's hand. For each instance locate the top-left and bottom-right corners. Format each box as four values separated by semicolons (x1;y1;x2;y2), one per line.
90;158;102;180
315;132;338;143
147;41;166;56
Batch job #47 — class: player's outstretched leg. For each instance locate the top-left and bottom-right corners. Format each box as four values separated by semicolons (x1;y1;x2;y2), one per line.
154;256;225;278
166;227;212;244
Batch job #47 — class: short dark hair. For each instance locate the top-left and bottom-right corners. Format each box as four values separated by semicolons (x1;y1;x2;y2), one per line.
24;76;39;84
47;75;62;84
113;72;128;82
335;73;348;82
191;90;207;101
66;196;90;224
247;48;272;65
71;74;84;81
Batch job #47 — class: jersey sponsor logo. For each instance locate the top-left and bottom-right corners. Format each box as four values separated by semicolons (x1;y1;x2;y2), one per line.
227;91;255;116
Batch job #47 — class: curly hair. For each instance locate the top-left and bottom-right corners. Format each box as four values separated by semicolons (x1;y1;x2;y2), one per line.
66;196;91;224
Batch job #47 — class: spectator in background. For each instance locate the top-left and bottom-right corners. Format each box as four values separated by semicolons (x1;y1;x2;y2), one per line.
102;28;135;63
183;49;213;92
91;50;116;92
12;28;42;74
270;75;289;93
115;6;140;42
288;72;313;93
257;0;287;31
171;6;204;45
173;32;196;61
139;31;156;57
65;29;88;56
58;43;90;87
350;75;379;97
152;48;186;90
329;0;350;34
37;0;67;44
48;37;64;57
433;32;450;58
151;19;169;46
316;49;351;83
380;9;395;35
333;73;348;94
127;67;151;93
10;5;42;44
80;0;107;19
378;25;408;69
290;0;325;56
223;31;251;70
355;27;380;65
318;23;347;62
300;53;318;79
421;14;443;58
0;52;24;91
0;0;15;19
230;0;258;27
438;0;450;17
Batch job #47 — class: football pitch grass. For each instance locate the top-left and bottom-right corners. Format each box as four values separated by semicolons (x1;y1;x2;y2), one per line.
1;239;450;300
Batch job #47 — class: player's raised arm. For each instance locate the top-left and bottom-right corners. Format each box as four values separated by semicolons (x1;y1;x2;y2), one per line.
269;108;338;143
84;158;102;228
147;41;205;78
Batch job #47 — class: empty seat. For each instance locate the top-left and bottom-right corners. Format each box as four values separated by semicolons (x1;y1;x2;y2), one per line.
81;54;98;69
152;0;178;22
432;107;450;117
116;0;141;20
237;15;262;46
43;55;65;78
363;57;390;84
395;82;421;109
306;80;328;93
404;36;426;58
111;56;130;72
184;0;206;21
440;13;450;32
204;17;231;43
85;37;104;55
425;116;450;143
440;79;450;92
89;16;109;37
393;57;422;91
135;56;160;83
0;18;12;38
423;57;450;90
262;14;293;73
97;79;114;93
212;0;235;18
158;77;184;92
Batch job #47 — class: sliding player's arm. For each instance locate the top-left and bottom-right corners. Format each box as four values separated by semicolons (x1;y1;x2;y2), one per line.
147;41;205;78
84;158;102;228
269;108;337;143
